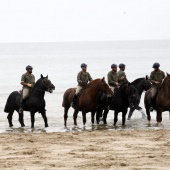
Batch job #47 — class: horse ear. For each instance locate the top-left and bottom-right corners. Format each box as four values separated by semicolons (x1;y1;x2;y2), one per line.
101;77;105;81
167;72;170;77
128;82;131;86
46;75;48;79
146;75;149;80
41;74;44;79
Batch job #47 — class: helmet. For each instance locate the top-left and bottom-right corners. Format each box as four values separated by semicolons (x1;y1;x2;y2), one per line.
152;63;160;68
81;63;87;68
119;63;126;68
26;65;33;70
111;64;117;68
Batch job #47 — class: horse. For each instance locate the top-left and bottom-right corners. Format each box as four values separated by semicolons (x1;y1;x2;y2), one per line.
62;78;113;126
144;73;170;124
96;83;138;126
4;74;55;128
127;76;151;120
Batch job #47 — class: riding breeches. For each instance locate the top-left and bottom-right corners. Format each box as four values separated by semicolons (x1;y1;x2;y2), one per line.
22;88;30;99
75;86;82;95
150;87;157;99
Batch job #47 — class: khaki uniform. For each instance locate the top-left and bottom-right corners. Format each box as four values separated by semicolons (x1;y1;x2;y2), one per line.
150;69;165;98
76;71;92;95
107;70;118;91
117;70;128;85
21;72;35;99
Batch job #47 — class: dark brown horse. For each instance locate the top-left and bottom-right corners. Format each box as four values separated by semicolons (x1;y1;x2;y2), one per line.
144;73;170;124
62;78;113;126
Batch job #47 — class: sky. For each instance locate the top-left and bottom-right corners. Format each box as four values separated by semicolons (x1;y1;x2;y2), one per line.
0;0;170;42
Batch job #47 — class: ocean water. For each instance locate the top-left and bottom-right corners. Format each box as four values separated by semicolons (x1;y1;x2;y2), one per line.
0;40;170;133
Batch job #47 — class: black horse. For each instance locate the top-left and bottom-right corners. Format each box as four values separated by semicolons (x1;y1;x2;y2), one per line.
4;74;55;128
127;76;151;120
96;83;138;126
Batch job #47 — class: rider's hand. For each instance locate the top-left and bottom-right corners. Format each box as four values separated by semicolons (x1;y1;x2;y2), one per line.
27;83;33;87
115;82;119;86
154;81;160;84
120;76;124;80
82;81;87;86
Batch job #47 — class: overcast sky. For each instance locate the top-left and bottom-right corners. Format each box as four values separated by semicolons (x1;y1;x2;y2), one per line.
0;0;170;42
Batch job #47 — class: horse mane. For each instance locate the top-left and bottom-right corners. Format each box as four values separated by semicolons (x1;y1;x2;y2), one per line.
131;78;144;86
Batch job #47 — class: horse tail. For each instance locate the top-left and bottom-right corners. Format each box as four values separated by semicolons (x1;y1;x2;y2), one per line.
4;91;20;113
62;91;67;107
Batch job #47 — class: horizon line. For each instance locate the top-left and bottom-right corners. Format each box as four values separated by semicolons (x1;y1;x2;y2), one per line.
0;39;170;44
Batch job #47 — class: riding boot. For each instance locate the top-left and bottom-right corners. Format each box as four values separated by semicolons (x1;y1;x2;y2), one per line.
19;99;25;114
71;94;77;107
149;98;154;112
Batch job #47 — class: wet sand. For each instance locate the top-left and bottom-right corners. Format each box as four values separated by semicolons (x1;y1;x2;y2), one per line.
0;129;170;170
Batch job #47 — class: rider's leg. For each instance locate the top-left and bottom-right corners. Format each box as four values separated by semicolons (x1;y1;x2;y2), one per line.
149;87;157;112
19;88;29;114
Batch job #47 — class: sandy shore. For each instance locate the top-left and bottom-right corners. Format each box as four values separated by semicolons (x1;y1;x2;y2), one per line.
0;130;170;170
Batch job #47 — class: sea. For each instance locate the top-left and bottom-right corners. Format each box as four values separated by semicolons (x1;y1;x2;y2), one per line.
0;40;170;133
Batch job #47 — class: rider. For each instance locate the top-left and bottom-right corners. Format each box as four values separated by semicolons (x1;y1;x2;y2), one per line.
19;65;35;113
149;62;165;111
117;63;129;85
107;64;119;92
71;63;93;106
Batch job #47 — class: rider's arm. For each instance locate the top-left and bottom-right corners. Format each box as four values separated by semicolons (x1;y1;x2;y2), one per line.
77;72;82;84
88;73;93;82
107;72;118;86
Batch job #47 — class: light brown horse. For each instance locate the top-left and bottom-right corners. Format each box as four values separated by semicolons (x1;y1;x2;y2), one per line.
144;73;170;124
62;78;113;126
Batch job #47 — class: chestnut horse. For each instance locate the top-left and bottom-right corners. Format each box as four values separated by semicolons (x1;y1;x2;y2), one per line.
62;78;113;126
144;73;170;124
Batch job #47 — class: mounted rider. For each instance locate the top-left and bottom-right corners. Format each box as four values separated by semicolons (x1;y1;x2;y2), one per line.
149;62;165;111
107;64;119;93
71;63;93;106
19;65;35;113
117;63;129;85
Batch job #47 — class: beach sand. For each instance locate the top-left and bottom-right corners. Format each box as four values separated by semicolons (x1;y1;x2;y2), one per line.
0;130;170;170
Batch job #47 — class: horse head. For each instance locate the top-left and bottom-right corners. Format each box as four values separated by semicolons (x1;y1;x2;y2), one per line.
40;74;55;93
120;83;138;109
162;72;170;89
99;77;114;95
144;75;152;91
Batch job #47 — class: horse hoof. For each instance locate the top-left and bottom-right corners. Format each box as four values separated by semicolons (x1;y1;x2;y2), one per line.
9;125;13;127
45;125;49;127
127;117;131;120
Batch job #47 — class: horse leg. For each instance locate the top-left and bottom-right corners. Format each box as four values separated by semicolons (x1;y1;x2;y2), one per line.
127;107;135;120
64;106;69;126
114;111;118;126
103;109;109;124
41;110;48;127
122;109;127;126
96;107;101;124
73;109;79;126
156;109;162;123
91;111;95;125
82;111;87;125
30;112;35;128
7;111;14;127
18;112;25;127
146;108;151;125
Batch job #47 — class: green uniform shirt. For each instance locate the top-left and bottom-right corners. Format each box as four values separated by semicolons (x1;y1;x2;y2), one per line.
77;71;92;87
150;69;165;88
107;70;118;87
117;70;128;85
21;72;35;88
